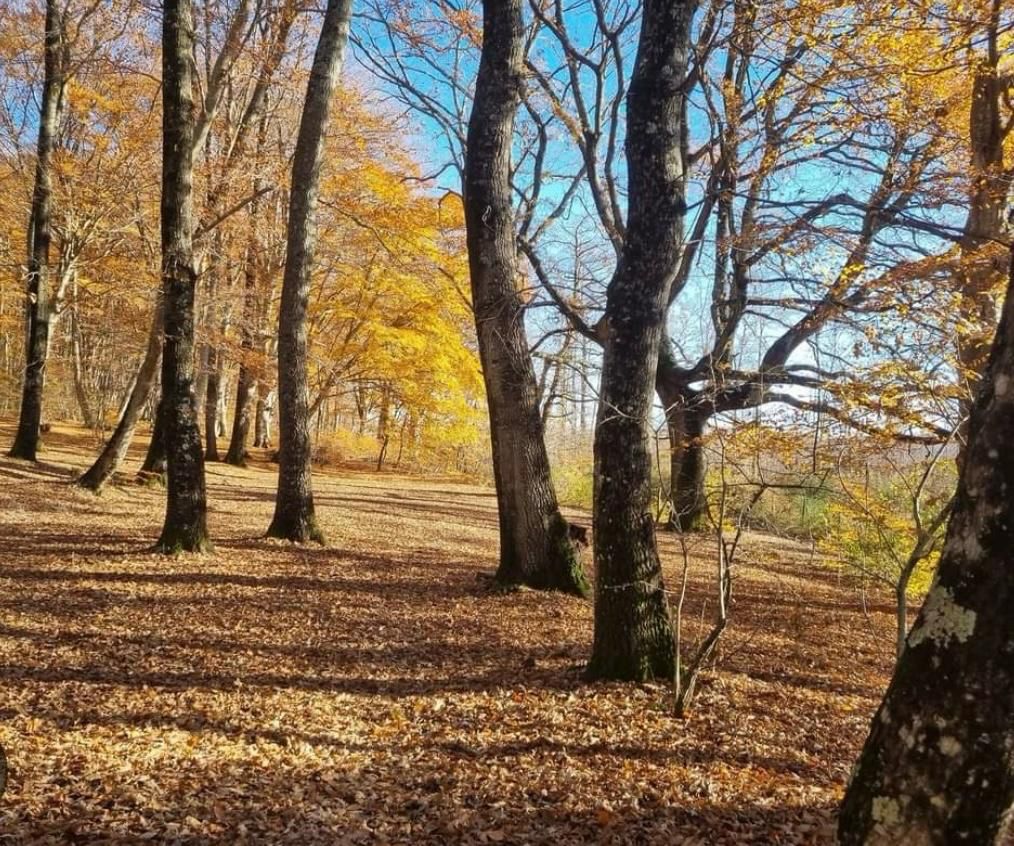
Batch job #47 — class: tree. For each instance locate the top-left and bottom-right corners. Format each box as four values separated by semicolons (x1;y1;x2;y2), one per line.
586;0;698;681
9;0;63;461
155;0;211;553
267;0;354;543
837;242;1014;844
461;0;588;595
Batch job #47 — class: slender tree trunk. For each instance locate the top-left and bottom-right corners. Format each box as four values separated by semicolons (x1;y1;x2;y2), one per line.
587;0;696;681
267;0;353;543
838;246;1014;845
78;297;164;490
204;343;221;460
70;290;97;429
155;0;210;553
254;390;272;447
226;161;266;466
10;0;62;461
140;395;168;478
463;0;588;596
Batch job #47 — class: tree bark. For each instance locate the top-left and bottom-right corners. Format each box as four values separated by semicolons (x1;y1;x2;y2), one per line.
838;246;1014;845
463;0;588;596
78;297;164;490
662;397;707;532
140;395;168;478
10;0;62;461
155;0;211;553
587;0;696;681
266;0;353;543
204;342;221;461
254;390;272;448
70;288;97;429
225;156;266;466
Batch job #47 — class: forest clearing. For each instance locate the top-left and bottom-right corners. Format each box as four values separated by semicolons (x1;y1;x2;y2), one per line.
0;422;893;845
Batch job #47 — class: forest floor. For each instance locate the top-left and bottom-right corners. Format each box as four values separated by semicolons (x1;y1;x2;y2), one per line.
0;421;899;845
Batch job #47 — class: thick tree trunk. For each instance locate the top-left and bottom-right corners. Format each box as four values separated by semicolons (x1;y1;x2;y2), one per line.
78;298;164;490
587;0;696;681
10;0;62;461
267;0;353;543
463;0;588;596
838;246;1014;844
155;0;210;553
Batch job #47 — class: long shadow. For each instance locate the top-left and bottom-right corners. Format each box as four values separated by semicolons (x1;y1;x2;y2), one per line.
0;659;582;697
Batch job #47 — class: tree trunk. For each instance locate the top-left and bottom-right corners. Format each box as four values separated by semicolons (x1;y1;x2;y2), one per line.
10;0;62;461
225;155;266;466
463;0;588;597
661;398;707;531
254;390;272;448
587;0;696;681
140;395;168;478
78;297;164;490
155;0;210;553
204;343;221;461
70;288;97;429
838;246;1014;844
267;0;353;543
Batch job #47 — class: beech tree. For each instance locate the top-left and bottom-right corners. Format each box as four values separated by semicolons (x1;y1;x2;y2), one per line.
837;243;1014;844
586;0;698;680
267;0;354;542
461;0;587;595
9;0;63;461
155;0;210;552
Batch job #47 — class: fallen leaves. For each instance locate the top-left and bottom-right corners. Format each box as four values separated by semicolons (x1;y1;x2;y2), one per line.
0;423;897;844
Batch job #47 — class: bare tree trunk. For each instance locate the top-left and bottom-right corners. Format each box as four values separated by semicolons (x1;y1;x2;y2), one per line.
10;0;62;461
267;0;353;543
225;148;266;466
204;343;221;460
140;395;168;478
657;375;708;531
78;297;164;490
838;246;1014;845
463;0;588;596
70;285;97;429
254;390;272;447
155;0;210;552
587;0;697;681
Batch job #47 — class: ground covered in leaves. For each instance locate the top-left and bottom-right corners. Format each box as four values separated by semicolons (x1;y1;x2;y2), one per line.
0;422;900;844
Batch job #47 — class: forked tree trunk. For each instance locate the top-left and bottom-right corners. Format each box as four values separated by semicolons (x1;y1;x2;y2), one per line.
78;297;164;490
267;0;353;543
10;0;62;461
838;246;1014;844
155;0;210;553
587;0;697;681
657;368;708;532
462;0;588;596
